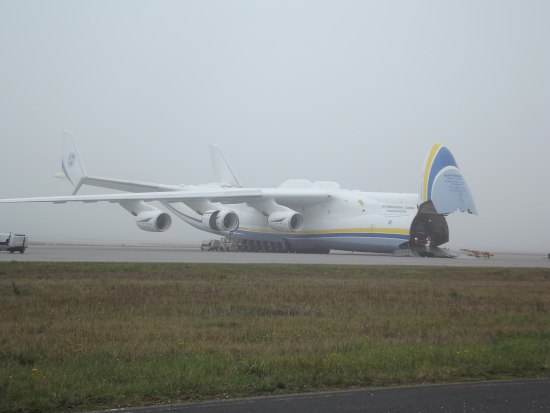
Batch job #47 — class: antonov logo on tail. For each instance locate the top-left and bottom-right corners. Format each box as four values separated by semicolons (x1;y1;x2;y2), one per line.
0;131;478;257
67;152;76;167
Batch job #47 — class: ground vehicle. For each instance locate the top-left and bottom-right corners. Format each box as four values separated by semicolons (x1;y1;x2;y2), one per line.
201;239;221;251
220;237;239;252
0;233;28;253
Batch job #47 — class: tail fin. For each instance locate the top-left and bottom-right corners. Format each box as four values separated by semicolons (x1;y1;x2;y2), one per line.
420;143;477;215
53;131;88;195
208;144;242;188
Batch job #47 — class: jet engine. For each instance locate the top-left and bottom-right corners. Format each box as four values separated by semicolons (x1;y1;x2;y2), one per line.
201;210;239;232
135;211;172;232
268;211;304;232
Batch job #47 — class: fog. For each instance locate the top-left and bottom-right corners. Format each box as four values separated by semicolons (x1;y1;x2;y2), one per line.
0;1;548;252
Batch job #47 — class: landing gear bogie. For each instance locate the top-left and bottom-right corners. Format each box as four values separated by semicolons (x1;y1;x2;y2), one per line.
238;239;290;253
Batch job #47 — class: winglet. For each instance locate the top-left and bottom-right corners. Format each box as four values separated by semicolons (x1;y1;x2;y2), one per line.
55;131;88;195
420;143;477;215
208;144;242;188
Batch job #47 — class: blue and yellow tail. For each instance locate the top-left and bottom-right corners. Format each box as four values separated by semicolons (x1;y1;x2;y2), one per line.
420;143;477;215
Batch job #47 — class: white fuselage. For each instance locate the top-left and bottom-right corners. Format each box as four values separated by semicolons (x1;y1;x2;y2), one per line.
162;189;420;253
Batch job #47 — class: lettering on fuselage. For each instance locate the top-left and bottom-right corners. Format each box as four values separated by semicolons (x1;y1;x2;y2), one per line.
382;205;417;213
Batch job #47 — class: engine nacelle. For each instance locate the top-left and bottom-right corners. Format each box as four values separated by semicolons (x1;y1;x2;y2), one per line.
135;211;172;232
268;210;304;232
201;210;239;232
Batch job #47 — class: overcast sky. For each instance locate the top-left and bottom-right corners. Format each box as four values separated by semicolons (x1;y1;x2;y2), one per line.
0;1;548;252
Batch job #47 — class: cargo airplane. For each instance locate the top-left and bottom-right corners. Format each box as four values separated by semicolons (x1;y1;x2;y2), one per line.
0;132;477;256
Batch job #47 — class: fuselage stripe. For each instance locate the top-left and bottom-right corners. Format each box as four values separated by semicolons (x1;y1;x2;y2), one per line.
163;203;411;242
164;204;202;223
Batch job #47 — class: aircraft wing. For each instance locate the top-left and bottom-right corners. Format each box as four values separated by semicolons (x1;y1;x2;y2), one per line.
0;188;330;205
77;176;182;193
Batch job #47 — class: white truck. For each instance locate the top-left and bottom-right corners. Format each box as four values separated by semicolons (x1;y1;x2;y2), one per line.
200;239;221;251
220;237;238;252
0;233;28;254
200;237;238;252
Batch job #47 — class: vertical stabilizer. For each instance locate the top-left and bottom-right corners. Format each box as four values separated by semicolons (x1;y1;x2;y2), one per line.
54;131;88;195
208;144;242;188
420;143;477;215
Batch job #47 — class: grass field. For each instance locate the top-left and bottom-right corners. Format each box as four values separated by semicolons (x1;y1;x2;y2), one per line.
1;262;549;412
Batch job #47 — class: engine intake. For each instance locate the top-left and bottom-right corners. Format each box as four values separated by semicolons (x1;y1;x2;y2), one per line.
201;210;239;232
268;211;304;232
135;211;172;232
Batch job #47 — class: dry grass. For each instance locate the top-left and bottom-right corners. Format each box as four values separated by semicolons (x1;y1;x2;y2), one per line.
1;262;549;412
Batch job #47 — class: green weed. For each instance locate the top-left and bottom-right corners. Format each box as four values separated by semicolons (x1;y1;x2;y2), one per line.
0;263;549;412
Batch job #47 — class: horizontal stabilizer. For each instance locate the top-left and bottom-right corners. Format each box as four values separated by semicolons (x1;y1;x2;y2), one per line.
421;143;477;215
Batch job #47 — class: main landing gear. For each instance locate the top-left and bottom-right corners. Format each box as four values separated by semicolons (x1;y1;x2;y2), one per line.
237;240;329;254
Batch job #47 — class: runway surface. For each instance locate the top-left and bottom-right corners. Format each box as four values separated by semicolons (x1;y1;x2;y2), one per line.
1;244;549;267
94;378;550;413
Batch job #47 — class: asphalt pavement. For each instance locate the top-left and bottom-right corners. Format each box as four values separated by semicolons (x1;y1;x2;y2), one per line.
93;378;550;413
1;244;549;267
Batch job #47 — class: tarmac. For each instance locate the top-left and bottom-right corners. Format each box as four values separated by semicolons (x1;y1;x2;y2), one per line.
1;244;549;267
93;378;550;413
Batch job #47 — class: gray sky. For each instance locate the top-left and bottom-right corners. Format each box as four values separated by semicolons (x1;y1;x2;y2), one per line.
0;1;548;252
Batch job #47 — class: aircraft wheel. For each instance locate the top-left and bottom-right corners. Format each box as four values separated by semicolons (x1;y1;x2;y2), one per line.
9;250;14;254
20;249;25;254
